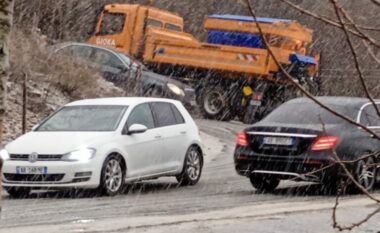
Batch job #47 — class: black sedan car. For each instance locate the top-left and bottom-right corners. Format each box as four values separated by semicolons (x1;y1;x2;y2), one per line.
234;97;380;192
53;42;196;107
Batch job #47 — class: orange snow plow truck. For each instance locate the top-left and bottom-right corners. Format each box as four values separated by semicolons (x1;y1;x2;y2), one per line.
89;4;320;123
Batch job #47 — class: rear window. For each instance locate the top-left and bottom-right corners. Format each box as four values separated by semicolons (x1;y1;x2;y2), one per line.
99;12;126;35
262;102;355;125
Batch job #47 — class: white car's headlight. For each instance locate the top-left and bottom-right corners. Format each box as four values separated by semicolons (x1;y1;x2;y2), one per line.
0;149;9;161
167;83;185;97
62;148;96;162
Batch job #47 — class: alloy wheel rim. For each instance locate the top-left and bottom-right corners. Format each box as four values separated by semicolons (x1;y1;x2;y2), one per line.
356;158;376;190
187;149;201;180
105;159;123;193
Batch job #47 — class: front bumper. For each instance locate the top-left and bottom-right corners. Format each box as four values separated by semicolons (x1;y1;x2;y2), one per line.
2;160;100;189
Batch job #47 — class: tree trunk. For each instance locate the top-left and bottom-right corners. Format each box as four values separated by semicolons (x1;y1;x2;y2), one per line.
0;0;13;211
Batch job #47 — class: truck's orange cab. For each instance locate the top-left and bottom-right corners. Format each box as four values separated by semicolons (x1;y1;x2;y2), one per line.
89;4;186;56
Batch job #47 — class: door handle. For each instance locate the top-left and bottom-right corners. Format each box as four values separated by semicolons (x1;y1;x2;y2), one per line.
155;135;162;139
180;131;187;135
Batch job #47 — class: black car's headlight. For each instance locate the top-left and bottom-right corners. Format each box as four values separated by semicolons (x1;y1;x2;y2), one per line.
62;148;96;162
167;83;185;97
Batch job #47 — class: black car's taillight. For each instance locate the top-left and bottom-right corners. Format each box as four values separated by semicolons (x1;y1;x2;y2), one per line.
311;136;340;151
236;132;249;147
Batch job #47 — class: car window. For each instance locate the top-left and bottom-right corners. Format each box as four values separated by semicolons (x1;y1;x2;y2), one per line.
58;45;93;60
171;104;185;124
150;102;178;127
37;105;127;132
165;23;182;32
127;104;155;129
92;49;124;68
360;104;380;126
99;12;126;35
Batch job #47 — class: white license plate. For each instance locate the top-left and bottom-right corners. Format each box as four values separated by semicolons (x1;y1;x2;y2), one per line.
250;100;262;106
16;166;48;174
263;137;294;146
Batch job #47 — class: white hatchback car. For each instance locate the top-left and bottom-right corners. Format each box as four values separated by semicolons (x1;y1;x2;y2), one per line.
1;98;203;197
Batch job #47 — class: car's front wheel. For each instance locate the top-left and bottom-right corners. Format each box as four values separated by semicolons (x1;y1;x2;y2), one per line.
5;187;31;198
250;175;280;192
99;155;125;196
176;146;203;186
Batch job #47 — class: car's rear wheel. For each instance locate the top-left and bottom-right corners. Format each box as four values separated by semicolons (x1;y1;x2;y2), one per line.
352;156;377;192
250;175;280;192
176;146;203;186
99;155;125;196
5;187;31;198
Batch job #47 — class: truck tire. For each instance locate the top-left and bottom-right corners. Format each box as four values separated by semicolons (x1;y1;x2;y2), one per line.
200;85;233;121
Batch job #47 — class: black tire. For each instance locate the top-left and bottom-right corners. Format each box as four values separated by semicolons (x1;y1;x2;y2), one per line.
200;85;233;121
250;175;280;192
99;154;126;196
5;187;31;198
350;156;377;192
176;146;203;186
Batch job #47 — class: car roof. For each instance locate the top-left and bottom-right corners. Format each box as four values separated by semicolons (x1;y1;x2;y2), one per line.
288;96;377;109
56;42;119;53
66;97;181;107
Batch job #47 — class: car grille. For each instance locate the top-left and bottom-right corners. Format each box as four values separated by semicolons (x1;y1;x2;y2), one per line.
9;154;63;161
4;173;65;182
247;134;315;156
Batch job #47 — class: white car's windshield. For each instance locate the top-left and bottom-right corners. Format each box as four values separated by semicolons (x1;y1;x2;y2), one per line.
37;105;128;132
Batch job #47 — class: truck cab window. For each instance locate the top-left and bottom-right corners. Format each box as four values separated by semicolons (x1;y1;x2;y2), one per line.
146;18;163;28
99;13;126;35
165;23;182;32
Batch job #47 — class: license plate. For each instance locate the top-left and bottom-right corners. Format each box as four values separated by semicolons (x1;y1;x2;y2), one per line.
16;166;48;174
263;137;294;146
250;99;262;106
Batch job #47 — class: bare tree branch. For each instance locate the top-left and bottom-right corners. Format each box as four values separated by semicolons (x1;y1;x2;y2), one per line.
336;2;380;53
278;0;380;48
328;0;380;121
332;187;380;231
369;0;380;7
243;0;380;142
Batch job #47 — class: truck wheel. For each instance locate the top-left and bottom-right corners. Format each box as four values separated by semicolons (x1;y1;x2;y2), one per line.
200;86;233;121
250;175;280;192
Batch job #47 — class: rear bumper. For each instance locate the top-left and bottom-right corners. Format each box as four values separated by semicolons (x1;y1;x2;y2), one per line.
234;148;337;182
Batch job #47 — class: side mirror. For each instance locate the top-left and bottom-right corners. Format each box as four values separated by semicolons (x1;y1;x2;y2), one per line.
127;124;148;135
31;124;40;131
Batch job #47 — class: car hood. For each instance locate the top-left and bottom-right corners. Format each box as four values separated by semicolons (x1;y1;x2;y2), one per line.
141;70;191;89
5;131;115;155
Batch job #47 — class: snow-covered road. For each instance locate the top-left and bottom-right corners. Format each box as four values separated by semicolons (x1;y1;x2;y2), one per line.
0;119;379;232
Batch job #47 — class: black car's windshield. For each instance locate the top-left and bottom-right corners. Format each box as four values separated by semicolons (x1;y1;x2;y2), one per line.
37;105;128;132
262;102;355;125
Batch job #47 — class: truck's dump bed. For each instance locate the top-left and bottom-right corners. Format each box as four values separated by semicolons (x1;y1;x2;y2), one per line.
143;14;317;77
